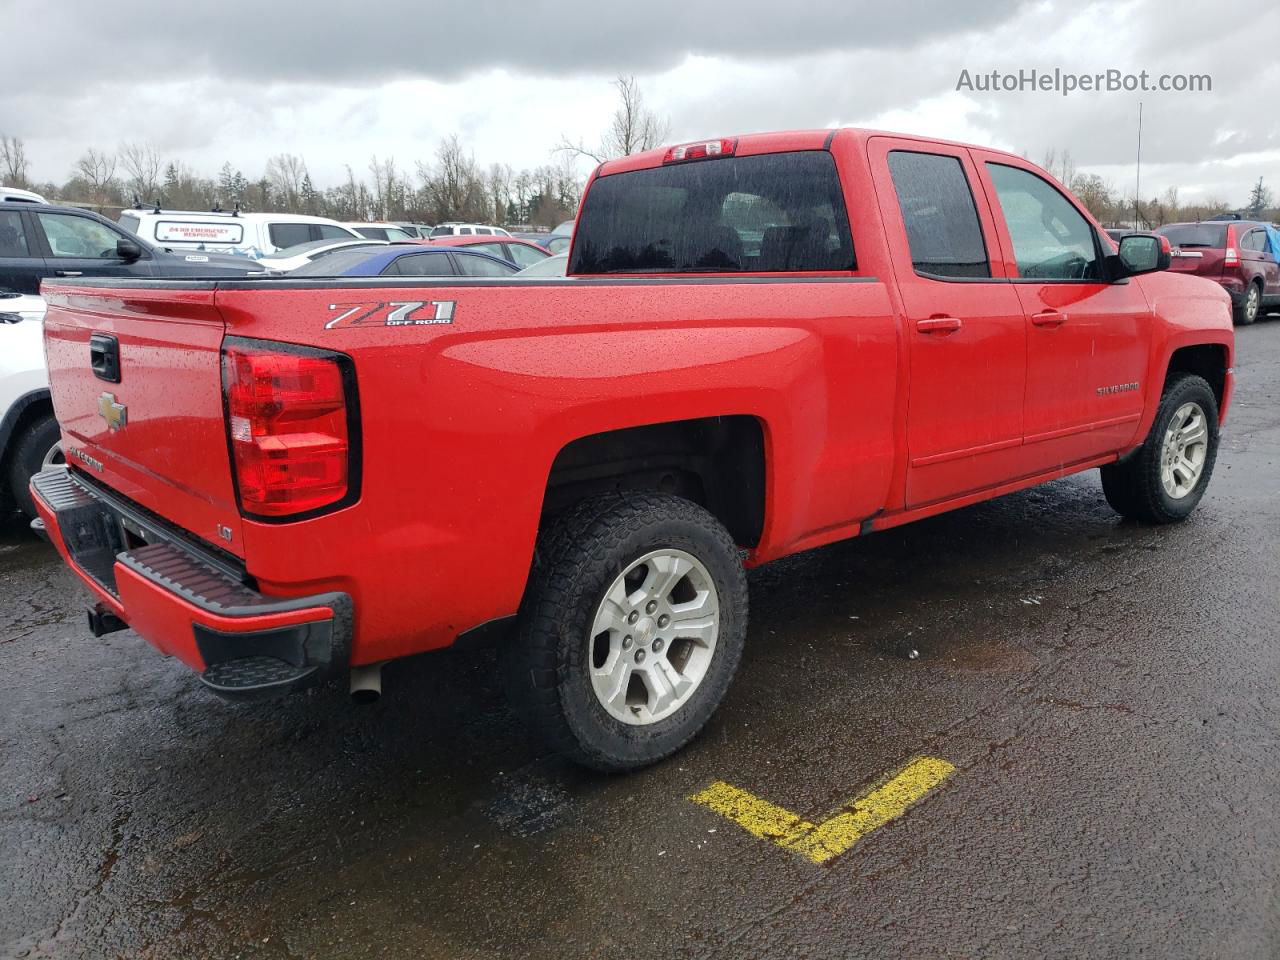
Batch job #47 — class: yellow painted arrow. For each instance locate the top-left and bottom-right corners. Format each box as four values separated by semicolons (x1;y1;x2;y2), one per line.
689;755;955;864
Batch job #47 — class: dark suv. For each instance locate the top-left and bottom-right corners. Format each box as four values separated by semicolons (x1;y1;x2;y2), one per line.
0;203;259;295
1155;219;1280;325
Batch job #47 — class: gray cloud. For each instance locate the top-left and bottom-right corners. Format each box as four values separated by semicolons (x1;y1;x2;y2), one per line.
7;0;1033;90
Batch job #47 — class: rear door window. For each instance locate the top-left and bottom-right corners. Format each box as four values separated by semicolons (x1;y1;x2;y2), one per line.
0;210;32;256
505;243;547;267
1241;228;1265;252
317;224;355;240
887;151;990;279
571;151;854;274
269;222;314;248
383;253;456;276
985;163;1101;280
455;254;515;277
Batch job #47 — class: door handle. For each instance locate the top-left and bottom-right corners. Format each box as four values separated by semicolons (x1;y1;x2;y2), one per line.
916;316;962;335
1031;310;1067;327
55;270;83;277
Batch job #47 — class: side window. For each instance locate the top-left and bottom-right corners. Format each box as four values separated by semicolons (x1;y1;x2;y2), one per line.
460;227;474;235
318;224;356;240
1240;229;1265;252
476;227;493;235
389;253;457;277
37;213;124;259
505;243;547;267
0;210;32;256
269;222;314;248
455;254;513;277
886;151;990;279
468;242;508;259
985;163;1101;280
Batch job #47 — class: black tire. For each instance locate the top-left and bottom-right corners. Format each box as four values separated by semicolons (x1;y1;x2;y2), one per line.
504;493;748;772
1233;281;1261;326
6;414;62;520
1100;373;1219;524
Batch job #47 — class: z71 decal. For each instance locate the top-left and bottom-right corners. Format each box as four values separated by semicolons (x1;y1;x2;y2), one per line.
325;300;455;330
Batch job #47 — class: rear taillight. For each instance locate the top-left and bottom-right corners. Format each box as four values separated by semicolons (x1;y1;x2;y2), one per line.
222;339;359;520
1224;226;1240;266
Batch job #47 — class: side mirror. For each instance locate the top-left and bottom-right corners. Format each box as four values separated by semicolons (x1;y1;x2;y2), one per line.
116;238;143;261
1112;233;1170;279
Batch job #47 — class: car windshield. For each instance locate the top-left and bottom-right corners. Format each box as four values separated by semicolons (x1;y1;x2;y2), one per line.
515;254;568;277
1157;224;1228;248
272;239;352;259
288;248;388;276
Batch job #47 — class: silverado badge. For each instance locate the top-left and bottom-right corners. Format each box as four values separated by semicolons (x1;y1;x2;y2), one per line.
97;392;128;431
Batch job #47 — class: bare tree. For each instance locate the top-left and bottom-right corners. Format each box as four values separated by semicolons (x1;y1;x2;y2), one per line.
73;148;118;205
557;75;670;165
1;135;30;187
418;135;487;223
119;141;164;203
266;153;309;210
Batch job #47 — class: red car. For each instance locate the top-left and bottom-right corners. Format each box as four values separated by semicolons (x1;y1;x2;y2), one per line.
425;234;551;269
34;128;1232;771
1156;219;1280;325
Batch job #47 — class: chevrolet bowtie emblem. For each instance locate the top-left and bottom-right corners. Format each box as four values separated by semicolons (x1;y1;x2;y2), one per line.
97;392;127;431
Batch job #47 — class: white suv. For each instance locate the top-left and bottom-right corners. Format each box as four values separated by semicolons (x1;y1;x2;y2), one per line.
428;222;511;238
117;209;361;259
1;186;48;204
0;292;59;520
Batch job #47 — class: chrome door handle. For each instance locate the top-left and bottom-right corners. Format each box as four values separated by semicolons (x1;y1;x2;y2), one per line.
55;270;83;277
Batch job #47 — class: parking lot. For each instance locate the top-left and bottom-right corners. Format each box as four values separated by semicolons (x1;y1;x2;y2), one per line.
1;318;1277;959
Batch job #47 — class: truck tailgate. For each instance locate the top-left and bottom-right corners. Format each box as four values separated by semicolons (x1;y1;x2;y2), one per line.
42;283;244;557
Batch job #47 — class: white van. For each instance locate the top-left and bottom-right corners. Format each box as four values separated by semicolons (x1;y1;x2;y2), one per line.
117;209;361;259
427;222;511;238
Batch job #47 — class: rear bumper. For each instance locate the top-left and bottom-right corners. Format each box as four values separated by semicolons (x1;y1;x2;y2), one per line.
30;467;352;700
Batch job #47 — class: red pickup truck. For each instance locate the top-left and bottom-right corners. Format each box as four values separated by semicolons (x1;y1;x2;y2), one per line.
33;129;1233;771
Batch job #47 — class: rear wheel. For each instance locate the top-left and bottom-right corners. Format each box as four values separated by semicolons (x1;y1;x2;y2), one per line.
504;493;748;771
6;414;63;520
1100;373;1219;524
1233;281;1261;325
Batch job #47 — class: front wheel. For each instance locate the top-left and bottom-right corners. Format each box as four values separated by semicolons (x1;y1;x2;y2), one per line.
1100;373;1219;524
504;493;748;771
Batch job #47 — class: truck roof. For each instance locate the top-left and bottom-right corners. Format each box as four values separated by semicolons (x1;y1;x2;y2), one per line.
597;128;1024;178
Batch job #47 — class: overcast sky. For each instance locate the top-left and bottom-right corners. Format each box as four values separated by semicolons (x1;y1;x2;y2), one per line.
5;0;1278;204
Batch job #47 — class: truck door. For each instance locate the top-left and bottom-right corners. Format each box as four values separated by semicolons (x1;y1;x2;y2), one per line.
870;137;1028;508
973;156;1152;469
0;209;46;294
32;210;153;281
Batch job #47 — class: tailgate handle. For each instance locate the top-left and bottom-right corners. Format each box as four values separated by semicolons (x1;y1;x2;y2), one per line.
89;333;121;383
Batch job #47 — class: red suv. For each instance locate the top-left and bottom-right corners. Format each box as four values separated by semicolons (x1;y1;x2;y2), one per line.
1156;219;1280;325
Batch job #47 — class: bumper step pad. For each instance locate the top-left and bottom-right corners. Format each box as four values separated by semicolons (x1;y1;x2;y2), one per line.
201;656;319;699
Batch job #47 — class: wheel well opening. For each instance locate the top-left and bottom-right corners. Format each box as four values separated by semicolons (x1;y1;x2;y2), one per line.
1166;345;1227;408
543;416;766;547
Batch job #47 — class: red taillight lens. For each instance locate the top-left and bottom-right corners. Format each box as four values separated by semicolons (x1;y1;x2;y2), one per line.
222;342;356;519
662;138;738;164
1224;226;1240;266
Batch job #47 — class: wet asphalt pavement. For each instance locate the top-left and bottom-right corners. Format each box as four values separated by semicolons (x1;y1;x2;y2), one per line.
3;321;1279;960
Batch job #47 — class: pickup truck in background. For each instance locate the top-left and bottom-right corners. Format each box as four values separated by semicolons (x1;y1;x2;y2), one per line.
32;129;1233;771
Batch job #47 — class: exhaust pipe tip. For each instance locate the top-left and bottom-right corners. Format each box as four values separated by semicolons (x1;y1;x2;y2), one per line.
349;663;383;704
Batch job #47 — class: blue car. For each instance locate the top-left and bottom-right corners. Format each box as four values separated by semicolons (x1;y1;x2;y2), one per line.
287;245;518;278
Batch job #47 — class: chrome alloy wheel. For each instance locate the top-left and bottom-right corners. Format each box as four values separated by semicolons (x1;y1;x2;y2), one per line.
1244;284;1261;323
1160;401;1209;500
588;549;719;725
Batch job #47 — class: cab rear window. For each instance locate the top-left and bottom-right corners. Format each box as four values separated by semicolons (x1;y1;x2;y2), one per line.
570;151;855;274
